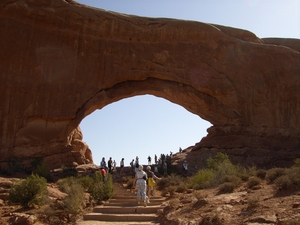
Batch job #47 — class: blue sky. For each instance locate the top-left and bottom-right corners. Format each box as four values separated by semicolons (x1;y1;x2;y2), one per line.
76;0;300;166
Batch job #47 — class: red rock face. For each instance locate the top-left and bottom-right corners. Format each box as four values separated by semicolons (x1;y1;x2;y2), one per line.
0;0;299;170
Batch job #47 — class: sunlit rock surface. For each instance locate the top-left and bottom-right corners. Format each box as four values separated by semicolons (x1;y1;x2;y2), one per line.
0;0;299;169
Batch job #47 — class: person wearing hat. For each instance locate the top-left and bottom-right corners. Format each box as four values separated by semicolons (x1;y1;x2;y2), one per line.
134;164;149;207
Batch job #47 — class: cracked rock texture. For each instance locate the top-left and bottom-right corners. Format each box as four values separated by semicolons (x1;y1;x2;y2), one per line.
0;0;299;169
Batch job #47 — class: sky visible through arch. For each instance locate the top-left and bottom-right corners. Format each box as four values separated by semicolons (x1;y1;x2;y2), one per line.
77;0;300;166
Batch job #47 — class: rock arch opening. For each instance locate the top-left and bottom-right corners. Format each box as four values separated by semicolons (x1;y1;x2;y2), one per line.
79;95;212;166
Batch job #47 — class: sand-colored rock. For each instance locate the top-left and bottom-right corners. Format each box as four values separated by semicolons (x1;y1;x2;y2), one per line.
0;0;299;169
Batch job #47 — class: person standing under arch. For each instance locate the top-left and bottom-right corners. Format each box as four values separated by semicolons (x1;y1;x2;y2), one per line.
120;158;125;175
134;165;149;207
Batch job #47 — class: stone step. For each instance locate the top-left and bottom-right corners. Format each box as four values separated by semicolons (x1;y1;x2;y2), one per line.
112;195;164;200
93;206;163;214
83;213;158;222
103;201;163;207
109;198;165;203
77;221;160;225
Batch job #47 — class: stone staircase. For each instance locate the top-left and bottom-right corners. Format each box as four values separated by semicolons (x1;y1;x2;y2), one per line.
82;174;166;224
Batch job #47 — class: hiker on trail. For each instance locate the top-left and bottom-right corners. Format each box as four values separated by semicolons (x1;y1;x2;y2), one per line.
130;159;135;172
108;157;112;173
113;160;116;171
134;165;149;207
183;160;188;175
100;167;106;182
147;156;151;165
146;166;161;199
154;164;158;173
120;158;125;175
134;156;140;173
163;161;168;176
100;157;107;171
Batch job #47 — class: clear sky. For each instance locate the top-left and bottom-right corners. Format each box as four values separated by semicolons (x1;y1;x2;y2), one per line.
76;0;300;166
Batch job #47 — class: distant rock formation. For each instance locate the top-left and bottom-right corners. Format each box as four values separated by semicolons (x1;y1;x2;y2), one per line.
0;0;299;170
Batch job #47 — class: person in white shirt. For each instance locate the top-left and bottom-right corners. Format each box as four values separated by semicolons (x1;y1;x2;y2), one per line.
134;165;149;207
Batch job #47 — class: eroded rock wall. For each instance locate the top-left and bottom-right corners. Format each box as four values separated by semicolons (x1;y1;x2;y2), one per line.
0;0;299;170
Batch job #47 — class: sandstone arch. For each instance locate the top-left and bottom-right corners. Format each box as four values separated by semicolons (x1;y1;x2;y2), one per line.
0;0;299;170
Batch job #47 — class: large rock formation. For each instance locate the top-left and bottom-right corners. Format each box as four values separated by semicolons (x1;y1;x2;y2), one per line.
0;0;299;170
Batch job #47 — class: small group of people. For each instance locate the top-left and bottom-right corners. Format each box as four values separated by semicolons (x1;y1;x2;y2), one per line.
134;164;161;207
100;157;117;173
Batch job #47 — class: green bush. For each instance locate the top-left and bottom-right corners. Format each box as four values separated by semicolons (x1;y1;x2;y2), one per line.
266;168;286;183
156;173;183;190
256;169;267;179
189;153;245;189
274;175;293;190
207;152;230;170
218;182;235;194
176;182;188;193
221;175;241;186
57;176;87;214
188;169;215;189
273;167;300;191
9;174;48;207
77;175;94;191
63;181;85;214
91;173;114;201
247;177;262;188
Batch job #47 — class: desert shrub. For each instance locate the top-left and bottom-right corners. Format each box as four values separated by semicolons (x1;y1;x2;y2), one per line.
273;167;300;191
246;166;257;177
188;169;215;189
166;186;176;196
255;169;267;179
247;176;262;188
236;165;251;181
91;173;114;201
266;168;286;183
63;181;85;214
156;173;183;190
189;153;245;189
274;175;293;190
57;176;90;214
57;176;77;193
176;182;188;193
218;182;236;194
77;175;94;190
9;174;48;207
287;167;300;187
221;175;241;186
206;152;230;170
